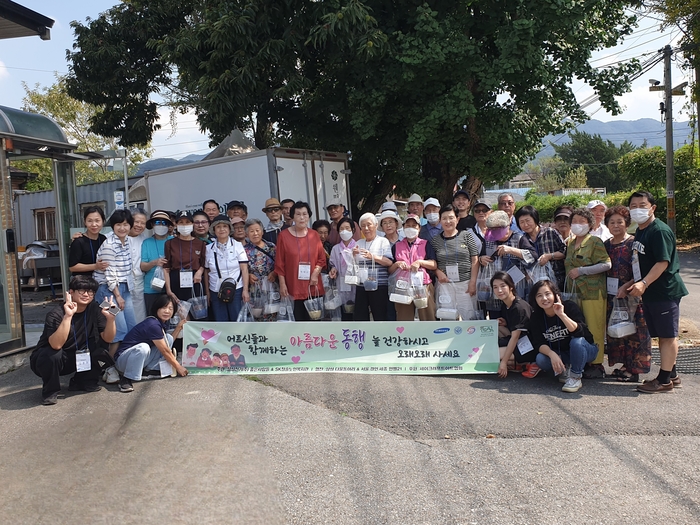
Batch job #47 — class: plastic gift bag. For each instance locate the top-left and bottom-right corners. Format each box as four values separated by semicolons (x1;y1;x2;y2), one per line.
236;303;256;323
561;277;581;307
324;278;343;311
343;249;360;286
188;284;208;320
529;262;556;285
151;266;166;291
388;270;413;305
304;286;325;320
360;255;378;292
277;296;295;322
412;284;429;310
341;290;355;315
477;262;496;302
607;296;638;339
169;300;192;333
249;281;265;318
435;282;459;320
263;280;281;315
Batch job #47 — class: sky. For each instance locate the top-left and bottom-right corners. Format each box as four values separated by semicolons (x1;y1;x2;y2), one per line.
0;1;693;160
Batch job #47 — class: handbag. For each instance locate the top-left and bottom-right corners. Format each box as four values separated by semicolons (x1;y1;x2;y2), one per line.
249;281;265;318
529;262;556;285
561;276;581;308
277;296;296;322
236;303;256;323
304;286;324;320
188;283;208;320
477;261;496;302
263;280;281;315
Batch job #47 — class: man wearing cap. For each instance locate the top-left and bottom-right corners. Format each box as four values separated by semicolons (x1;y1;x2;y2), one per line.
587;199;612;241
407;194;428;226
227;200;248;222
453;189;477;232
327;199;361;246
469;199;491;254
419;197;442;241
230;216;247;243
141;210;174;313
626;191;687;393
497;192;524;234
262;198;287;244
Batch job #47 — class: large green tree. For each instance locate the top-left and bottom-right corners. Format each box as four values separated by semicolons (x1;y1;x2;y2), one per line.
66;0;640;213
12;76;152;191
551;130;635;192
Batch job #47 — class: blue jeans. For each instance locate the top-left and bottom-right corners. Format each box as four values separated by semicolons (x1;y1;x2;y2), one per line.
210;288;243;322
116;334;174;381
535;337;599;377
96;282;136;342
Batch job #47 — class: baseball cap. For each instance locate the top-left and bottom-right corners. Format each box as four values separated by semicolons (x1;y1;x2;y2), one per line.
472;199;491;210
326;199;344;209
424;197;440;208
586;199;606;210
554;209;572;219
227;200;247;212
175;210;193;223
403;213;421;225
453;189;470;200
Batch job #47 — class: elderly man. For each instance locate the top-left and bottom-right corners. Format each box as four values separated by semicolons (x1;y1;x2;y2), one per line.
419;197;442;241
202;199;221;222
261;197;286;244
227;200;248;222
327;198;361;246
406;193;428;226
586;199;612;241
280;198;295;228
497;192;523;234
453;189;476;231
30;276;117;405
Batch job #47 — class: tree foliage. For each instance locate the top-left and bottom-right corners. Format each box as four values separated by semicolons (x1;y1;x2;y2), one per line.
552;130;635;192
12;76;152;191
563;165;588;189
66;0;641;213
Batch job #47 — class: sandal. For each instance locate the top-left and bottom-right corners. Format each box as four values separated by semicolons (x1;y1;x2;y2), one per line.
616;372;639;383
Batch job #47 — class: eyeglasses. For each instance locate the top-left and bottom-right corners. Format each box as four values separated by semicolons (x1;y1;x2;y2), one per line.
193;221;209;225
75;290;95;297
499;201;515;206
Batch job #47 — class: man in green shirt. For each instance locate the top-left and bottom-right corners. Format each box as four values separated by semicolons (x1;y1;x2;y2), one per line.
627;191;688;393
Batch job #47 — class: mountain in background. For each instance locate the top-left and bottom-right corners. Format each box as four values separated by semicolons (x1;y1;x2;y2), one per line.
536;118;693;158
134;153;209;176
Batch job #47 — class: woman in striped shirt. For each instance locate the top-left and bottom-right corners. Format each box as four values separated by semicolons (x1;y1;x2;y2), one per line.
94;209;138;354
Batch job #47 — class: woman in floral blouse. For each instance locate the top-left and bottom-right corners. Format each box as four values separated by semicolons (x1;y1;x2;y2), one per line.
244;218;277;321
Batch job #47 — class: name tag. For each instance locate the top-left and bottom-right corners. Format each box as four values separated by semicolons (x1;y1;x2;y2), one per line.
75;349;91;372
607;277;619;296
446;265;460;282
517;336;534;355
180;270;193;288
298;263;311;281
632;251;642;282
159;359;174;378
507;265;525;285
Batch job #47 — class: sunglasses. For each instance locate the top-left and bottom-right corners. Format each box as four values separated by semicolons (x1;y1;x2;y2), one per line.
153;220;169;226
265;207;281;212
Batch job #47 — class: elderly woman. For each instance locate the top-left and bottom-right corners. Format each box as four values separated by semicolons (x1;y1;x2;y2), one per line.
352;212;394;321
128;209;150;323
275;201;327;321
312;219;333;271
192;210;212;245
141;210;172;314
430;204;479;320
565;207;611;379
328;217;358;321
553;206;574;243
515;205;566;290
479;210;536;319
245;218;278;321
93;209;138;355
379;210;402;247
390;214;437;321
69;206;110;277
163;211;207;304
604;206;651;382
204;214;249;321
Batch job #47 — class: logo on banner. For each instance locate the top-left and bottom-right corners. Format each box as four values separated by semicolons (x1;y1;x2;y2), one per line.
433;328;450;334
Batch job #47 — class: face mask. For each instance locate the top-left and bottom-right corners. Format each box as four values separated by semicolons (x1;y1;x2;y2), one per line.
403;227;419;239
154;225;169;236
339;230;353;241
571;224;589;236
426;213;439;224
629;208;651;224
177;225;193;236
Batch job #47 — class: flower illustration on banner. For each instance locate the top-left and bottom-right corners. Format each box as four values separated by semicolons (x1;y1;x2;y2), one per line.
201;329;221;345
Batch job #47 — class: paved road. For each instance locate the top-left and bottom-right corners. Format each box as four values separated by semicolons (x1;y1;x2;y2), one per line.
679;251;700;329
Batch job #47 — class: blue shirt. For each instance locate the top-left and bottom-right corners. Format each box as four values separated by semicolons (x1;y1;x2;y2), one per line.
419;222;443;241
115;316;167;360
142;236;171;294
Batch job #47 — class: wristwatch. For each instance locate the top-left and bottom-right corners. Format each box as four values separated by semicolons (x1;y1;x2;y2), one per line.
641;279;648;287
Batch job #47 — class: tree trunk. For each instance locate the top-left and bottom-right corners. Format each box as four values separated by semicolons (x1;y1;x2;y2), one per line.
422;152;482;208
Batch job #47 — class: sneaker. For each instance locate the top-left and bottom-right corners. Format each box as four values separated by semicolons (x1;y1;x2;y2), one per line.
507;362;526;373
119;376;134;393
102;366;120;384
562;376;582;393
557;367;570;384
522;363;541;378
582;363;605;379
670;375;682;388
637;379;673;394
42;393;58;406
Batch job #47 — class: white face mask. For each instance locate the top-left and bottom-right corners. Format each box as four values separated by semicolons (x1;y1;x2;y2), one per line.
339;230;353;241
404;227;419;239
153;225;169;236
571;224;589;236
177;225;193;236
629;208;651;224
426;213;439;224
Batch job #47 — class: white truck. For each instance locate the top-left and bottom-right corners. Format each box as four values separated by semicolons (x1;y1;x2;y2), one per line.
128;148;351;220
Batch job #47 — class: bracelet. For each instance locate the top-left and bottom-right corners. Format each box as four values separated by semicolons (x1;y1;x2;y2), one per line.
642;279;648;287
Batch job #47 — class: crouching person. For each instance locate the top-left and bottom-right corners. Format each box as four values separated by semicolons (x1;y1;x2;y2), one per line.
30;276;117;406
113;295;188;393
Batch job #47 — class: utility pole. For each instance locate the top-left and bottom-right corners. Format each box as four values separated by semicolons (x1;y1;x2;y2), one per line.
663;45;676;234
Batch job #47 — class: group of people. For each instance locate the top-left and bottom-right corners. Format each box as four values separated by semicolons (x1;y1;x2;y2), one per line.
30;188;686;404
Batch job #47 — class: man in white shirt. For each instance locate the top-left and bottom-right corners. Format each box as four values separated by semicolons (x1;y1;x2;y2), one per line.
586;199;612;242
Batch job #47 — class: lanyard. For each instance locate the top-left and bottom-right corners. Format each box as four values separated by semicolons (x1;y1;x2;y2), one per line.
179;238;193;269
88;237;96;263
443;233;459;268
72;311;89;350
294;230;312;264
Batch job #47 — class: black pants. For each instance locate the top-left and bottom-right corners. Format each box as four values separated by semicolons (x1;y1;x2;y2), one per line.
353;286;389;321
30;346;101;399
